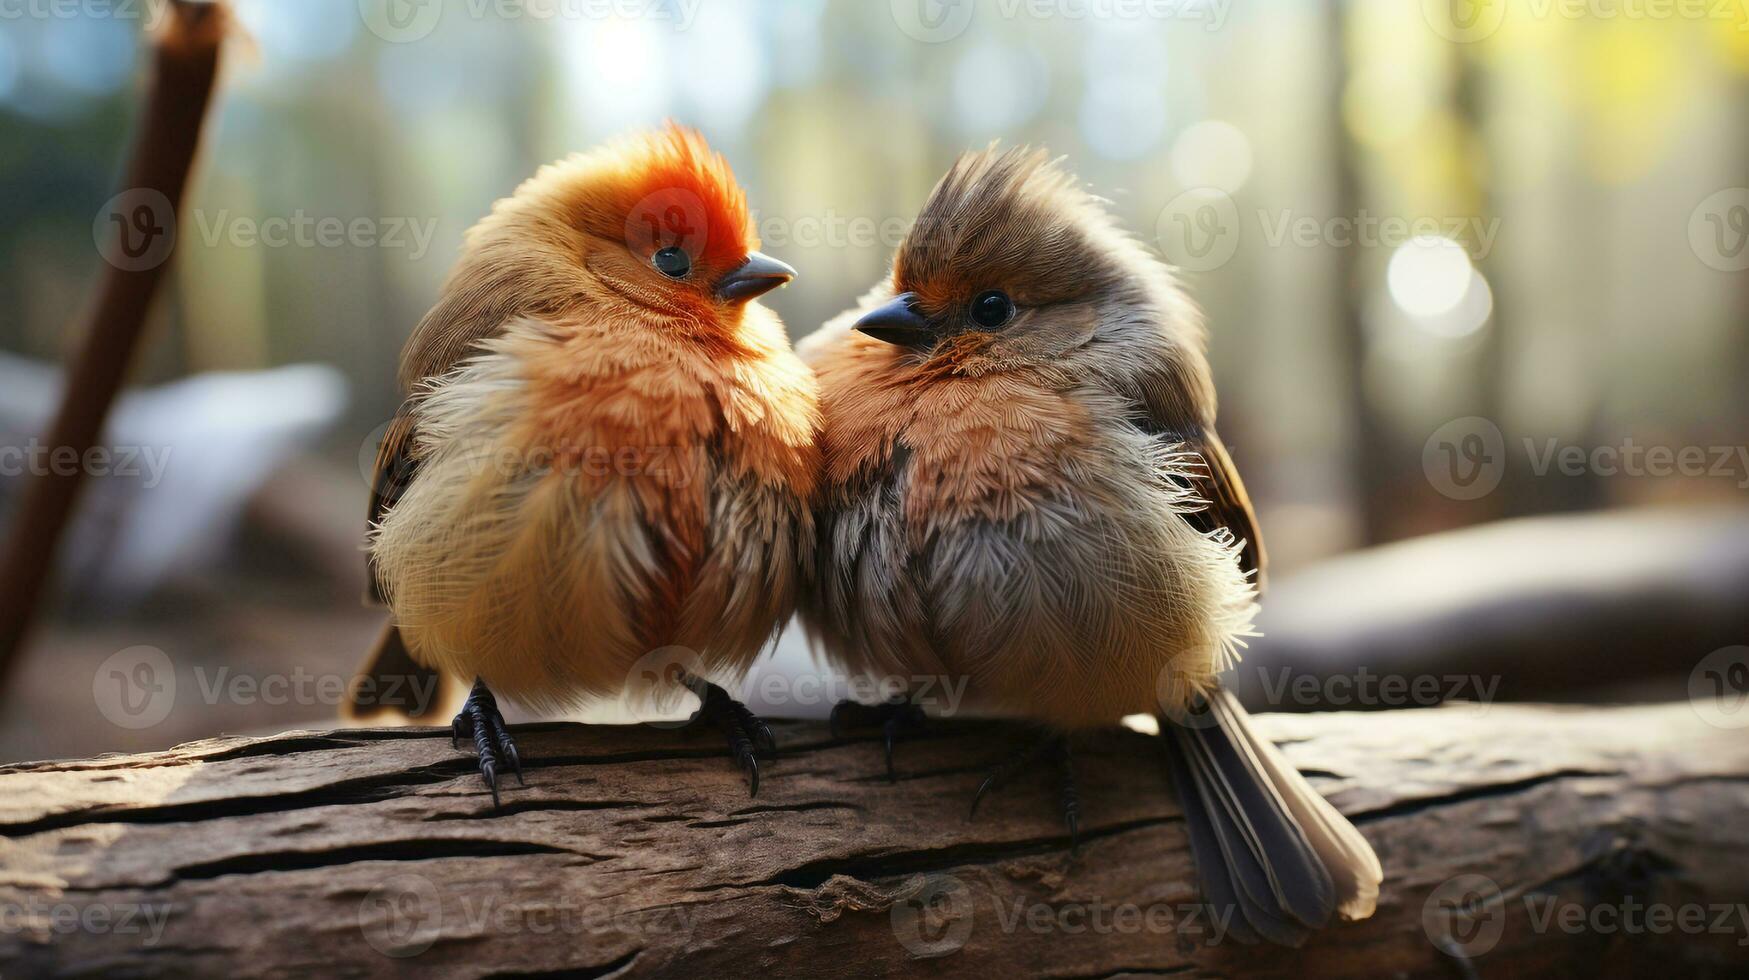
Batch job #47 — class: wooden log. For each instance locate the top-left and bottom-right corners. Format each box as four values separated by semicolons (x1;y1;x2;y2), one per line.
0;703;1746;978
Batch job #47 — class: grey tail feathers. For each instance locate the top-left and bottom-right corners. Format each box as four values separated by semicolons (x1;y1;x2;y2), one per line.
1162;688;1381;947
343;621;452;723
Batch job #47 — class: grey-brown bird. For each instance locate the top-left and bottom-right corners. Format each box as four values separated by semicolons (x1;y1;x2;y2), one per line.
798;147;1380;945
347;125;818;803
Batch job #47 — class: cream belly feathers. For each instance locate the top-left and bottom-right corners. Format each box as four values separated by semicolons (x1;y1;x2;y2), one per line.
371;307;816;712
799;317;1258;730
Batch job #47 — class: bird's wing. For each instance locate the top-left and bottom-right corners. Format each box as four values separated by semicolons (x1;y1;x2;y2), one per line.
396;273;522;392
1134;364;1267;590
1187;428;1266;590
374;279;524;599
365;411;418;605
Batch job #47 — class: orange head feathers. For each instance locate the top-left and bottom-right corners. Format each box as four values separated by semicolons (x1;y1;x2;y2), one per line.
399;124;794;388
590;123;758;274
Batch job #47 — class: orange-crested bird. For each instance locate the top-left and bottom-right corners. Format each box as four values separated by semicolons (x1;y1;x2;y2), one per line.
799;147;1380;945
349;125;818;803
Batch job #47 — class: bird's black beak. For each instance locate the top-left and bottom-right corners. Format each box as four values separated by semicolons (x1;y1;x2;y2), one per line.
716;251;796;303
852;293;934;350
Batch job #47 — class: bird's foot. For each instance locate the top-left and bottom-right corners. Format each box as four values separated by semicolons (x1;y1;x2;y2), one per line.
829;698;928;781
684;675;774;797
451;679;524;808
969;731;1081;854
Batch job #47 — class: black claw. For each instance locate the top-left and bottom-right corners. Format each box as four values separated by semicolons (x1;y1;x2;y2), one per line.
451;679;523;808
480;757;500;808
685;674;772;797
966;731;1077;852
1057;739;1082;855
969;771;1001;820
831;698;926;781
499;729;525;785
730;700;776;755
743;751;761;798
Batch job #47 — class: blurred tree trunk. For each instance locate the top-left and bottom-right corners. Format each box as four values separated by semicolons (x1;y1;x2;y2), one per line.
1325;0;1390;546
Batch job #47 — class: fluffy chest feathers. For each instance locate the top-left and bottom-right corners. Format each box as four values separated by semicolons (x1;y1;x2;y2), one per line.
816;337;1092;530
515;310;817;497
372;309;817;709
802;332;1255;730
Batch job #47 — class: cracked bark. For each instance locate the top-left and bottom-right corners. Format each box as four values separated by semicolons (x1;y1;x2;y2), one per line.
1;704;1746;978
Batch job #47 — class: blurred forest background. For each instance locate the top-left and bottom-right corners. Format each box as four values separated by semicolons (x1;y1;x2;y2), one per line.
1;0;1746;760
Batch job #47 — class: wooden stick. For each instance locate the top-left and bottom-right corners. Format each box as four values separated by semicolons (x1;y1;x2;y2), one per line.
0;1;227;682
1;704;1744;976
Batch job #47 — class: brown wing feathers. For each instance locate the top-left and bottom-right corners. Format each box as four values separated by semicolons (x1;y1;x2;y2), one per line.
350;408;449;722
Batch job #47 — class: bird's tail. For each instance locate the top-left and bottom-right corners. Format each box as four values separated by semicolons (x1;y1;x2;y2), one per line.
342;621;454;723
1161;688;1381;947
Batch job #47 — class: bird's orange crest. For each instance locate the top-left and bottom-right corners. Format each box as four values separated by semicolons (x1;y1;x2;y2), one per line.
605;123;755;274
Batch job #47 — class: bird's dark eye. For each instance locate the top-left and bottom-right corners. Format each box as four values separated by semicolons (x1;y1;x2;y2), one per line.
969;289;1013;328
652;246;691;279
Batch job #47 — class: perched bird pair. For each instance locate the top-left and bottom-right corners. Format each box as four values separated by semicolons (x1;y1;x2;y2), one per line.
350;125;1380;945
